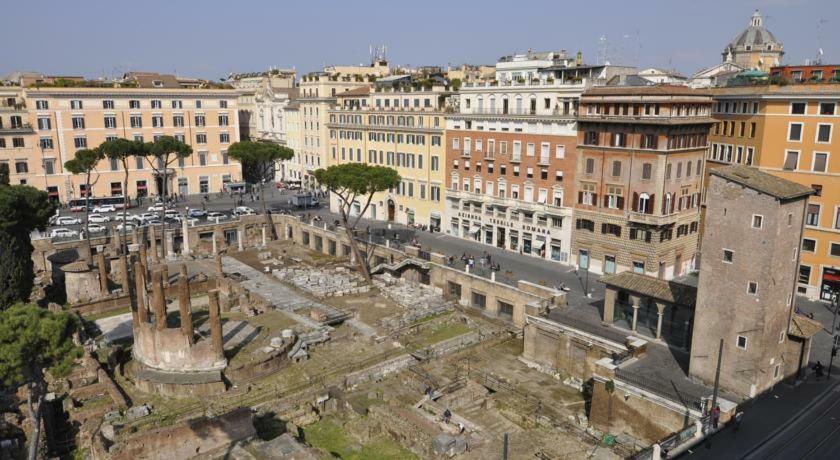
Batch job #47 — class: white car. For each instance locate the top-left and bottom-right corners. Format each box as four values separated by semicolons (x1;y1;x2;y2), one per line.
93;204;117;213
86;223;107;233
233;206;256;216
207;211;227;220
53;216;81;226
87;213;111;223
116;222;136;232
147;204;169;212
113;212;131;222
50;228;78;238
133;212;158;223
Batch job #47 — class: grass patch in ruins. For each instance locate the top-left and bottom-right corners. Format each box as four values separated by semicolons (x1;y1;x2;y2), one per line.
415;321;471;347
302;417;418;460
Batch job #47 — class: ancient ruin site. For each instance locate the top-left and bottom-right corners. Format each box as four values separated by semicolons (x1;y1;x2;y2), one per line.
11;214;641;460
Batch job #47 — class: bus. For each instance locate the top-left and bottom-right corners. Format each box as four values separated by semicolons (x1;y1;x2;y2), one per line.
68;196;131;212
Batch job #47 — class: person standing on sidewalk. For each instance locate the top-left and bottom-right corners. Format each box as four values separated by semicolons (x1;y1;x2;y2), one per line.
733;411;743;433
712;405;721;429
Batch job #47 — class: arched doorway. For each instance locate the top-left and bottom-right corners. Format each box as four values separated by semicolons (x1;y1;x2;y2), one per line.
387;200;395;222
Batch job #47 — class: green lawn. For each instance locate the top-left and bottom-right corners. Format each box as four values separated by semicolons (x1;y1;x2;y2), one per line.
302;418;418;460
416;321;472;347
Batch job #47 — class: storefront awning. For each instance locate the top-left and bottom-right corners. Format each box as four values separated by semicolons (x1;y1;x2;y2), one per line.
430;211;441;219
468;226;481;236
532;240;546;250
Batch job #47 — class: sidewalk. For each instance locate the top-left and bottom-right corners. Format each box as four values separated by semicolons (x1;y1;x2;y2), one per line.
681;374;839;458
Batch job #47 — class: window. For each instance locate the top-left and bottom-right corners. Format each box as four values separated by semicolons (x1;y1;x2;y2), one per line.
199;152;207;166
820;102;835;115
452;138;460;149
220;100;228;109
817;124;832;143
788;123;803;141
104;116;117;128
632;261;645;274
747;281;758;295
196;133;207;144
555;144;565;159
12;137;24;148
811;152;828;172
791;102;806;114
70;100;83;109
129;100;140;109
831;243;840;257
37;117;51;130
39;137;53;149
219;114;229;126
172;100;183;109
752;215;763;229
195;100;202;109
73;137;87;149
173;115;184;127
14;161;28;173
195;115;206;127
71;116;85;129
611;161;621;177
152;115;164;127
736;335;748;350
802;238;816;252
585;158;595;175
130;115;142;128
799;265;812;284
806;204;820;226
43;159;55;175
642;163;652;180
35;100;48;110
783;151;799;170
723;249;734;263
151;99;162;109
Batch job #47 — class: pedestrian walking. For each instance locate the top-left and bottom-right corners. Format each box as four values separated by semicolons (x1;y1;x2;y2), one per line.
711;405;721;429
733;411;743;433
443;408;452;424
814;361;824;381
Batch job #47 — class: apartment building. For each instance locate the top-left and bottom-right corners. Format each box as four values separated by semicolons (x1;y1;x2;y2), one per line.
770;65;840;83
709;84;840;301
298;73;372;189
326;83;450;228
3;85;240;202
572;86;713;279
0;87;36;184
444;78;582;263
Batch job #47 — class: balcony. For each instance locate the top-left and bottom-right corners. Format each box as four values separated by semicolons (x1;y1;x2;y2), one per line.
0;123;34;134
627;211;679;226
538;156;550;166
0;101;26;111
510;154;521;163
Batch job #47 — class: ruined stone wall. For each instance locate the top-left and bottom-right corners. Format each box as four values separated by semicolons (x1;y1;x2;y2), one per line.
105;408;256;460
133;322;225;373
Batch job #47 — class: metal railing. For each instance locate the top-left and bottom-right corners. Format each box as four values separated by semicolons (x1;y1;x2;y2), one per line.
614;367;706;411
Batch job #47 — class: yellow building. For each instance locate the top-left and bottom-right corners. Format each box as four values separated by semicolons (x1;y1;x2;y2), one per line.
326;84;451;229
721;10;784;72
6;85;241;203
709;84;840;301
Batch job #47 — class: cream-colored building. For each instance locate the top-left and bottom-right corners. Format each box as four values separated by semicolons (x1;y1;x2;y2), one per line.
721;10;783;72
281;101;303;184
229;69;295;141
4;85;241;202
326;83;451;229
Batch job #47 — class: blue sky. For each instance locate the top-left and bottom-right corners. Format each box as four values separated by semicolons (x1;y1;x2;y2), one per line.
2;0;837;79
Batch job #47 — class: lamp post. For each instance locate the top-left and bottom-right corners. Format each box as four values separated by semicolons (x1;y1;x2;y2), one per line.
829;281;839;378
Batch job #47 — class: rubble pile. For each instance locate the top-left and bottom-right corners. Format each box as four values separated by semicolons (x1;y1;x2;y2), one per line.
273;266;369;298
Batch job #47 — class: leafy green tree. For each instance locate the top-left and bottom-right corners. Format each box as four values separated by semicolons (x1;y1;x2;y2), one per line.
0;162;9;186
227;141;294;239
0;304;81;460
100;138;146;253
0;186;55;309
313;164;400;281
64;148;104;255
145;136;192;257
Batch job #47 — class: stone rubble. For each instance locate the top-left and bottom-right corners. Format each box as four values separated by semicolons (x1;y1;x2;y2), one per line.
373;274;454;329
272;266;370;299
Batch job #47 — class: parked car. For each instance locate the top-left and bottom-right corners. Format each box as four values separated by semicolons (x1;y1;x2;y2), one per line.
147;204;169;212
142;219;163;226
53;216;82;226
113;212;131;222
92;204;117;213
116;223;136;232
50;228;78;238
207;211;227;220
232;206;256;216
87;213;111;223
86;223;107;233
187;208;208;218
132;212;158;224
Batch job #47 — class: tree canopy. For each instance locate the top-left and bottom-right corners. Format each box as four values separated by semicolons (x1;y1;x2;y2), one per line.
63;148;103;176
314;164;400;201
0;185;55;234
227;141;294;184
0;304;80;387
148;135;193;160
99;137;145;161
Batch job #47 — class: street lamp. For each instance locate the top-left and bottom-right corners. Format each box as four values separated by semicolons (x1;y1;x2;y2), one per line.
829;281;839;378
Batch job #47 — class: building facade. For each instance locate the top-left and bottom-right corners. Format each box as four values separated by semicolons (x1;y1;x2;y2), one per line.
444;78;582;263
2;86;240;202
229;69;296;141
770;65;840;83
709;84;840;301
690;165;813;398
721;10;783;72
327;84;449;228
572;86;713;279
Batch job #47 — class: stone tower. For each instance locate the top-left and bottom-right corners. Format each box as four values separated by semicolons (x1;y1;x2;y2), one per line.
689;165;813;398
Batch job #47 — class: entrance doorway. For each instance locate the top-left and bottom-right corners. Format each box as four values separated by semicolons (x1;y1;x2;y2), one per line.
387;200;395;221
496;227;506;248
821;268;840;301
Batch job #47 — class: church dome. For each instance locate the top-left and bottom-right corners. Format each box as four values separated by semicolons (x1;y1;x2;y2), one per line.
725;10;782;52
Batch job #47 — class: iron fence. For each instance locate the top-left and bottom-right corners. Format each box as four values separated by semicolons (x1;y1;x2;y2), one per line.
614;367;706;411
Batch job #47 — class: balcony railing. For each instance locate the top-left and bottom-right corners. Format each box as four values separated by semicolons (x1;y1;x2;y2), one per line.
461;107;578;117
627;211;679;226
0;123;34;133
0;102;26;111
461;78;588;89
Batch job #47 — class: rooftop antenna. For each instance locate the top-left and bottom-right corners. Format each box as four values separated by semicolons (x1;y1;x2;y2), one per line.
815;19;829;65
598;35;608;65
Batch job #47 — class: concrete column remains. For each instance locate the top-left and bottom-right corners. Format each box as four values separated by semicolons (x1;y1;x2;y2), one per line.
178;265;194;344
261;226;267;247
215;253;224;276
97;252;108;294
149;225;159;263
238;227;244;251
161;264;170;288
207;290;225;359
118;254;129;294
603;289;617;323
181;217;191;255
134;261;149;324
139;239;148;272
212;234;218;254
151;270;167;331
631;298;640;332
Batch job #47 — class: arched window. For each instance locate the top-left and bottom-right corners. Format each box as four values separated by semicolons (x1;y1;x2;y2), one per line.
638;193;651;213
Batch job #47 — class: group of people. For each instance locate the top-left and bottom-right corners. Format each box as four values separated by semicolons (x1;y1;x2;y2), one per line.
447;252;501;273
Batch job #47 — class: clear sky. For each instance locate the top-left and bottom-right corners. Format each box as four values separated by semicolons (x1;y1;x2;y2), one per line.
2;0;838;80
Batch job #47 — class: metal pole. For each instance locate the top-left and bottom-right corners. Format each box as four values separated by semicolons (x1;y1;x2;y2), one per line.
830;283;839;378
502;432;509;460
708;338;724;434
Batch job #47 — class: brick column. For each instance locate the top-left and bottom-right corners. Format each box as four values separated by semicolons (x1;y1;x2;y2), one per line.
97;252;108;295
207;290;225;359
149;225;159;264
118;254;129;294
139;239;148;273
150;270;167;330
178;264;194;344
134;261;149;323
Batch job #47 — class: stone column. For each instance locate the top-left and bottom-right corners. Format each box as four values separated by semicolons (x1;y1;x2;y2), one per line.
131;227;139;245
178;265;194;344
261;226;267;247
134;261;149;324
150;270;167;331
181;217;191;255
215;253;224;276
97;252;108;295
238;226;244;251
212;233;218;254
603;288;617;323
655;302;667;340
207;290;225;359
631;298;640;332
118;254;129;294
161;264;170;288
149;225;159;264
139;239;148;272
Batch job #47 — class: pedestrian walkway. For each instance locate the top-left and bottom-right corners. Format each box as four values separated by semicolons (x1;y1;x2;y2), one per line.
684;375;839;458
